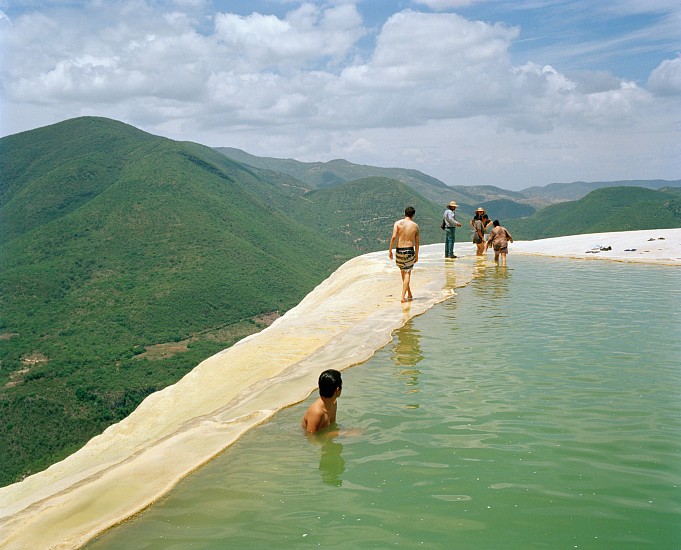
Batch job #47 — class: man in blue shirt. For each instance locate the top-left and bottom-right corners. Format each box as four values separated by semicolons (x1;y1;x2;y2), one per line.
443;201;462;258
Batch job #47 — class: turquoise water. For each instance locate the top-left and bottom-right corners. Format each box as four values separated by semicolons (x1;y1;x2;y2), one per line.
90;257;681;549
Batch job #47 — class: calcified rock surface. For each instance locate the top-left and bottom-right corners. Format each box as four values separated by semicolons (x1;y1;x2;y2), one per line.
0;246;475;549
512;228;681;265
1;229;678;549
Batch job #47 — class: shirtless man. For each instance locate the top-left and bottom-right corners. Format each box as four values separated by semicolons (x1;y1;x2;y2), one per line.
388;206;420;303
302;369;343;433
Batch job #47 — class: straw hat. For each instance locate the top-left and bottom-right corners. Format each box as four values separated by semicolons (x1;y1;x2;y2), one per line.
475;207;485;213
448;201;458;208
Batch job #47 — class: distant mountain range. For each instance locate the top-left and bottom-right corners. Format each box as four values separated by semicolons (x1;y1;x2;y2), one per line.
216;146;681;212
521;179;681;203
507;185;681;239
1;116;678;486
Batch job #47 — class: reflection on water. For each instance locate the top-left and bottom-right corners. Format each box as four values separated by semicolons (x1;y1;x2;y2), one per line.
318;438;345;487
444;259;459;291
472;262;510;304
390;320;423;409
90;257;681;550
391;320;423;368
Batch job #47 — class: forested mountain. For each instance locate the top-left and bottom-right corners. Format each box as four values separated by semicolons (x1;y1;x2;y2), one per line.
520;179;681;203
0;117;364;484
216;146;453;204
216;146;681;211
291;177;443;251
506;186;681;240
215;148;549;220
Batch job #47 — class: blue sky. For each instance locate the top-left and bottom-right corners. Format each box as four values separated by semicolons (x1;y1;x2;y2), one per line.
1;0;679;190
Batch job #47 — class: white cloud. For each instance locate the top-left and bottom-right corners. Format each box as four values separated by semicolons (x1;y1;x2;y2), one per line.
0;1;678;188
346;137;378;156
648;55;681;96
214;3;365;70
414;0;479;10
330;11;521;126
327;11;650;134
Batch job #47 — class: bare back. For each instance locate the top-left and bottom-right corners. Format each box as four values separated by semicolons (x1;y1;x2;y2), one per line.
392;218;419;248
301;397;337;433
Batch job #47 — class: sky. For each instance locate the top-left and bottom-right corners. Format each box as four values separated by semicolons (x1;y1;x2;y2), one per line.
1;1;680;190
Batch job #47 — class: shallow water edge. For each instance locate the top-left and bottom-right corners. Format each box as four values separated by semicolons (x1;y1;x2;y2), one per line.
0;244;478;549
89;253;681;549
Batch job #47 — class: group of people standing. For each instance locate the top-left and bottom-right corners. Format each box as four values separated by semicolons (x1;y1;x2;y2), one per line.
387;202;514;304
444;202;513;266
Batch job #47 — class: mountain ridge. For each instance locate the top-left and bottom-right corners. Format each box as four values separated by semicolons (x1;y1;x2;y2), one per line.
0;117;361;484
215;146;680;208
506;186;681;239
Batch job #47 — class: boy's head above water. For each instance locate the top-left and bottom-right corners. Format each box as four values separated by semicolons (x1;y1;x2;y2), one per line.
302;369;343;433
319;369;342;398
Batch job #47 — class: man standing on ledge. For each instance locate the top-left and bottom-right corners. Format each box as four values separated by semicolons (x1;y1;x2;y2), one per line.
443;200;462;258
388;206;420;303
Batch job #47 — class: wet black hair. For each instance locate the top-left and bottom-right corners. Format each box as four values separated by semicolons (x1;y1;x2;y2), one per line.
404;206;415;218
493;219;500;227
318;369;342;398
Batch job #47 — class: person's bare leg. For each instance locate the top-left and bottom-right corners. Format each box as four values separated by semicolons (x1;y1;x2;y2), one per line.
401;270;412;302
500;252;507;266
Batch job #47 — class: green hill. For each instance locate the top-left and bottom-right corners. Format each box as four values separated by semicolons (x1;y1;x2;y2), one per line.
447;185;534;209
217;147;457;204
291;177;445;252
216;148;681;210
506;186;681;240
472;199;536;221
0;117;358;485
214;149;545;222
520;179;681;203
1;117;154;243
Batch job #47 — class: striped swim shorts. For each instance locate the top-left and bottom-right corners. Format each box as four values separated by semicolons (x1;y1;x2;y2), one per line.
395;247;415;271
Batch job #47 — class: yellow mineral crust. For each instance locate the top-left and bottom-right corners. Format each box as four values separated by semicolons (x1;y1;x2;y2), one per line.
0;246;475;549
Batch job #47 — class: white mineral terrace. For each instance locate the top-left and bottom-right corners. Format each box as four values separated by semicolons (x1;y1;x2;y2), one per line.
0;228;679;549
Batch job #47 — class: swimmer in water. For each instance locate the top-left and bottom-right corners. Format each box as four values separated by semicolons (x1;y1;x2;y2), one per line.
302;369;342;433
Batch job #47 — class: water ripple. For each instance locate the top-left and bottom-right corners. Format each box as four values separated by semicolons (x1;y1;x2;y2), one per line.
90;257;681;550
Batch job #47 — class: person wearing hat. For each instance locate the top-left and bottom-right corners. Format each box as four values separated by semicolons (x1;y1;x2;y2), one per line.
471;207;487;256
443;201;462;258
470;207;486;225
470;208;493;227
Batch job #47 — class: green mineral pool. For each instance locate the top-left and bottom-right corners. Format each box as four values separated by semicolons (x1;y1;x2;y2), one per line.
89;256;681;549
